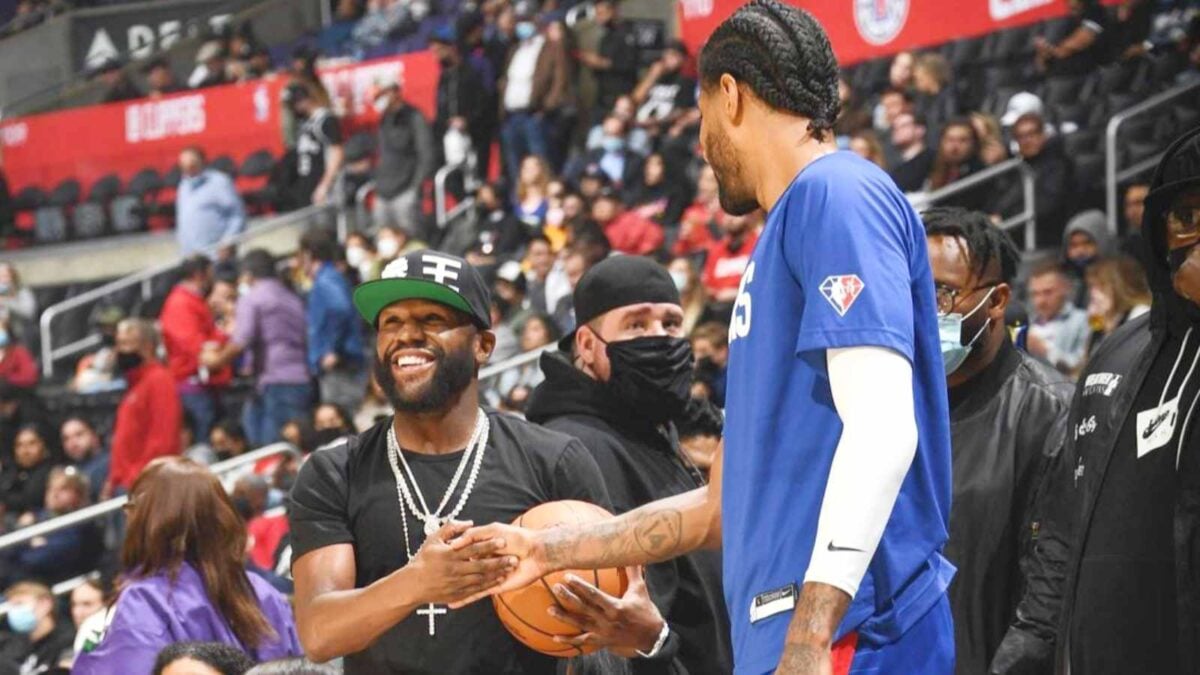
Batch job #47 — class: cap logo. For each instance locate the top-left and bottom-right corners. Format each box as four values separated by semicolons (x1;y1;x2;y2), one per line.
422;253;462;291
381;258;409;279
819;275;864;317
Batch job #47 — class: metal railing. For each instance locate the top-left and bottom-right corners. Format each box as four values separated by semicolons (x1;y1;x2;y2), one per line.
38;203;336;378
1105;79;1200;234
908;157;1039;250
0;443;297;553
433;163;477;231
479;343;557;384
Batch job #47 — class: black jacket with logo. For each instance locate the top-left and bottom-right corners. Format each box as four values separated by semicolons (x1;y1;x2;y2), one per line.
525;352;732;675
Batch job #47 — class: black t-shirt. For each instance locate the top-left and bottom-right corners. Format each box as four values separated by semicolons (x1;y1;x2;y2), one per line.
289;412;613;675
636;71;696;128
1052;5;1111;77
1070;330;1200;673
0;620;74;674
293;107;343;202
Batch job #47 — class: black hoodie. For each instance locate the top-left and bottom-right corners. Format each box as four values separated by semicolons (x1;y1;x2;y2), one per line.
991;126;1200;674
526;352;732;675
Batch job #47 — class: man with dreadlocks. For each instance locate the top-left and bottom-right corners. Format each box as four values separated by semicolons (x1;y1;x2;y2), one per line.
922;207;1073;674
456;2;957;672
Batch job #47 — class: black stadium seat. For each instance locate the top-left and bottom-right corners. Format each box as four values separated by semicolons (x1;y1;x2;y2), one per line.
127;168;162;197
1063;130;1101;157
49;178;81;207
239;150;275;178
210;155;236;176
88;174;121;202
162;165;181;187
1041;75;1086;105
1073;152;1105;193
72;202;106;239
1052;102;1091;130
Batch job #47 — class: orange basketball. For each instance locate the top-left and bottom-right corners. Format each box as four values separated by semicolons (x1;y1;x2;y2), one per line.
493;500;629;656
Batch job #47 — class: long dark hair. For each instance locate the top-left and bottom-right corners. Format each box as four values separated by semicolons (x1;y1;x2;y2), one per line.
121;457;275;648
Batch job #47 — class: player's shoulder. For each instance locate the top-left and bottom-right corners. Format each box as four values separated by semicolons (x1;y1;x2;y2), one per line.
788;151;899;201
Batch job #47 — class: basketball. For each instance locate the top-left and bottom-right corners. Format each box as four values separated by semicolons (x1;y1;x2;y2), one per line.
493;500;629;656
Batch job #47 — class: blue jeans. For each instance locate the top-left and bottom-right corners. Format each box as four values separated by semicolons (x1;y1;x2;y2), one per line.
180;390;219;442
243;382;313;448
500;111;549;185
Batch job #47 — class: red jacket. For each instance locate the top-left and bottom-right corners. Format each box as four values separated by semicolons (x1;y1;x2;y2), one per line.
602;211;665;257
109;360;181;490
702;230;760;297
0;344;38;388
671;202;722;257
159;285;231;387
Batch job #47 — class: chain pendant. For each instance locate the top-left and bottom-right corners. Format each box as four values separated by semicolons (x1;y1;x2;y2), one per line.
423;517;441;536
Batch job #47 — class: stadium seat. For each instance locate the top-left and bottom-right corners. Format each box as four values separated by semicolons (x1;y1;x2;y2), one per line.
1174;104;1200;135
1042;75;1086;105
1093;62;1134;96
1106;92;1140;117
1052;102;1091;130
210;155;237;176
33;207;68;244
72;203;107;239
11;186;47;233
1073;152;1105;190
1124;140;1162;166
983;27;1033;63
127;168;163;197
88;174;122;202
49;178;81;207
1120;116;1157;143
984;85;1023;118
946;38;984;69
1063;130;1101;157
238;149;277;214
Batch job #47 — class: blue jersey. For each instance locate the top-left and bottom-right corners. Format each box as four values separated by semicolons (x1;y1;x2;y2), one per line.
722;152;954;674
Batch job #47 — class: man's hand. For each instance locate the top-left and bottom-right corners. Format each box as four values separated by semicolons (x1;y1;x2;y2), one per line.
313;182;331;205
320;352;339;372
548;566;665;658
408;520;519;606
775;582;852;675
448;522;549;608
775;643;833;675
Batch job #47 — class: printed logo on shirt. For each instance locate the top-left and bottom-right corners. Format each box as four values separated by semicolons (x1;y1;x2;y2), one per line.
1083;372;1122;397
819;275;865;317
1074;415;1097;440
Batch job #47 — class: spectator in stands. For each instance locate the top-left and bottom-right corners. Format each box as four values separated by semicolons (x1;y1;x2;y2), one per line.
632;40;697;142
0;263;35;340
298;230;367;412
835;75;873;140
344;233;381;283
849;130;887;168
72;305;124;394
0;155;11;241
354;377;391;432
1121;182;1151;259
497;313;558;395
0;426;53;522
61;417;109;502
0;317;37;389
998;113;1073;245
493;260;532;327
888;112;935;193
913;53;958;136
0;581;74;674
626;153;689;229
1;467;100;586
589;94;654;157
970;113;1009;166
514;155;552;230
209;417;250;465
351;0;420;54
1063;209;1114;302
1035;0;1111;76
591;190;662;256
928;118;989;210
581;0;640;114
176;147;247;257
691;322;730;408
525;234;555;313
282;82;344;207
428;26;490;180
668;257;708;335
234;474;287;574
702;211;761;314
161;255;228;442
998;92;1047;135
373;81;434;235
552;237;610;333
1026;261;1091;374
70;578;105;631
311;403;353;436
153;641;255;675
209;269;239;335
673;165;723;257
201;250;311;448
1085;255;1151;354
0;382;47;469
189;41;232;90
499;6;556;185
575;115;645;190
104;318;181;499
94;57;142;103
142;58;180;99
73;457;301;673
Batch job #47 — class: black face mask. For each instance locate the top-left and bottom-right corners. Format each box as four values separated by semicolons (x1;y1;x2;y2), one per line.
1169;241;1198;276
603;335;695;424
115;351;143;373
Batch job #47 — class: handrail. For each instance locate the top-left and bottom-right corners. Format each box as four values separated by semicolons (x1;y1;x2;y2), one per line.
1105;79;1200;234
0;443;297;553
38;203;336;377
434;163;465;229
479;343;557;382
908;157;1039;250
908;157;1023;211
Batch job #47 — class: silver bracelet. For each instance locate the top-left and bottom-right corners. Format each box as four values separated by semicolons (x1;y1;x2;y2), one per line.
636;622;670;659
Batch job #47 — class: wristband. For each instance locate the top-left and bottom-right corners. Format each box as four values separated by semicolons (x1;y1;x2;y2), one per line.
636;622;670;658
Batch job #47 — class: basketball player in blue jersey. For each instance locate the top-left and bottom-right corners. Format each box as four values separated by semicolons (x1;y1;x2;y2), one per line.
456;2;955;672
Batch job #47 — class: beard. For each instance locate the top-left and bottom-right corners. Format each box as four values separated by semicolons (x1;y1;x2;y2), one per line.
705;126;760;216
374;339;477;414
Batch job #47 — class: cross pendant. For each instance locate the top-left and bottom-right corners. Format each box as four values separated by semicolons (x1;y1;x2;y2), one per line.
416;603;447;636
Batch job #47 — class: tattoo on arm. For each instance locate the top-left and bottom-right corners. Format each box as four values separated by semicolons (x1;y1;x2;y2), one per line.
542;509;686;569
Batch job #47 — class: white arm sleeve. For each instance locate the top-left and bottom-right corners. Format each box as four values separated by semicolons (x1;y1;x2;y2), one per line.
803;346;919;598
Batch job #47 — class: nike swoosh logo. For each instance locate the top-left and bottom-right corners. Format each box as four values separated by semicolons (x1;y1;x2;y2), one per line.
827;542;865;553
1142;411;1170;439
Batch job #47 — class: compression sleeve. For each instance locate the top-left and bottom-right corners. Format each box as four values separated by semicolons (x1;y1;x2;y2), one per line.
803;345;919;598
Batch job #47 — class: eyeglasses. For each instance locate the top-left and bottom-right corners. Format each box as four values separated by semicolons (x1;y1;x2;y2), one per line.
936;281;1001;315
1167;206;1200;248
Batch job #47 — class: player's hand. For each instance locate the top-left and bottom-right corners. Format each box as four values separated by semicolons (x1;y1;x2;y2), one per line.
407;520;517;606
548;566;664;658
446;522;549;608
775;642;834;675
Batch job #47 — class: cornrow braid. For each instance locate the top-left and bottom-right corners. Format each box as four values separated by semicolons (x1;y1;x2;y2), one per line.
698;0;840;140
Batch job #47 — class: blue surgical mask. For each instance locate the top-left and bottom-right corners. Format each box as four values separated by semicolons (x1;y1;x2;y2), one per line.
516;22;537;41
601;136;625;153
6;604;38;634
0;328;9;348
938;287;994;376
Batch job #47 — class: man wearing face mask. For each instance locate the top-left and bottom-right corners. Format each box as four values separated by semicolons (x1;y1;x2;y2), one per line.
524;255;732;675
0;582;73;674
1061;209;1113;307
104;319;180;500
922;207;1073;675
992;126;1200;674
372;81;435;236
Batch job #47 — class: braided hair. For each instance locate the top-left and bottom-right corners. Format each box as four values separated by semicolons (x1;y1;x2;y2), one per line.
922;207;1020;285
698;0;840;141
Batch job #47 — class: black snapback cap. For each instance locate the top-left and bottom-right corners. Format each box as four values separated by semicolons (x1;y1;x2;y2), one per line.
559;255;680;351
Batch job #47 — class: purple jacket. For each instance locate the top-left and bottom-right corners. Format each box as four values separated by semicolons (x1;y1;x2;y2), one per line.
73;562;301;674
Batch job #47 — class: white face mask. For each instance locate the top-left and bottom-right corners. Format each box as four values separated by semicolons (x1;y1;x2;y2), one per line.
377;237;401;258
373;95;391;114
669;271;688;292
345;246;367;268
938;287;995;376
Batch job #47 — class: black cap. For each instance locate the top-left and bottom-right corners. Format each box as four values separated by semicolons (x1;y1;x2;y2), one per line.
354;249;492;329
558;255;680;351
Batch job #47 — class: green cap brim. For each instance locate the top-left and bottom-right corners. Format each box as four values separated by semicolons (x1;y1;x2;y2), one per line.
353;278;476;325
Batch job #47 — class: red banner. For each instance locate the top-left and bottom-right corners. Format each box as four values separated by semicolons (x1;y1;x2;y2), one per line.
0;50;439;195
677;0;1119;67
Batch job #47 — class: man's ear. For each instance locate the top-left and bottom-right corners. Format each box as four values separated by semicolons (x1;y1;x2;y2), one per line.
991;283;1012;322
720;74;743;124
476;329;497;365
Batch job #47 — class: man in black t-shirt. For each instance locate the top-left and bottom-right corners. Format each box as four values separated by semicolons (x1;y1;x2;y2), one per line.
1034;0;1111;77
289;249;622;674
283;82;345;207
632;41;697;142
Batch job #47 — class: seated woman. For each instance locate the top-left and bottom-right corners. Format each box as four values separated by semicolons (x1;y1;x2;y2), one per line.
0;426;54;524
73;457;301;673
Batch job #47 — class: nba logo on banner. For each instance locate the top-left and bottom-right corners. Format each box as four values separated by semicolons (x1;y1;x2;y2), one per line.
819;275;865;317
854;0;909;46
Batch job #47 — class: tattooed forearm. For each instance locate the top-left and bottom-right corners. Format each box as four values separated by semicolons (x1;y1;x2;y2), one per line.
785;582;852;647
540;505;690;570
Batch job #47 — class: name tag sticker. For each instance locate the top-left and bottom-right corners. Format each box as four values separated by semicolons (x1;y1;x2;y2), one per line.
750;583;797;624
